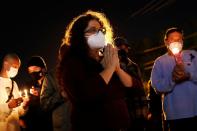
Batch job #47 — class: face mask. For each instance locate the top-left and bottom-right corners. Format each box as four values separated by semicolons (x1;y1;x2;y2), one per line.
118;49;128;58
29;71;43;80
168;42;183;55
87;31;106;49
7;67;18;78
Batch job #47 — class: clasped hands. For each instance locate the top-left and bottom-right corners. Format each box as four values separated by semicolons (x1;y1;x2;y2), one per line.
172;63;190;83
100;44;120;71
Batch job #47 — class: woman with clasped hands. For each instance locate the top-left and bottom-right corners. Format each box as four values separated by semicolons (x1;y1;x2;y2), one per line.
57;10;133;131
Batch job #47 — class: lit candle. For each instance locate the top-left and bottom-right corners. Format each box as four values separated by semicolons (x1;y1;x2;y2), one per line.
19;91;22;97
24;89;28;98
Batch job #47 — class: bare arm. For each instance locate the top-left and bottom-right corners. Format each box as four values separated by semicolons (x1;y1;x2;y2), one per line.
115;68;133;87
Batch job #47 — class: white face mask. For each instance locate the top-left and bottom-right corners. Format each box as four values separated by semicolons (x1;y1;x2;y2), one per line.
7;67;18;78
87;31;106;49
168;41;183;55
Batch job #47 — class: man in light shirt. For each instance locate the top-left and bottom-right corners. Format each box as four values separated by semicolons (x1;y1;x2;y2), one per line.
151;27;197;131
0;53;27;131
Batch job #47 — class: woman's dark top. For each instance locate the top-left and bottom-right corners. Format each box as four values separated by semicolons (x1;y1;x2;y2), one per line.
62;56;130;130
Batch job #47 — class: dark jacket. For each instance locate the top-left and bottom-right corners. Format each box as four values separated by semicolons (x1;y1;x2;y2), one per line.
40;70;71;131
62;56;130;131
20;80;52;131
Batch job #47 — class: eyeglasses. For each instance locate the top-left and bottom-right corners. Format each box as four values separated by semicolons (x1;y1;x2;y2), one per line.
84;27;106;35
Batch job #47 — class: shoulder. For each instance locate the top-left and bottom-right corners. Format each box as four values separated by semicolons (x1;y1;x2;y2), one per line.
183;49;197;55
152;53;173;70
46;69;56;78
154;53;168;63
63;56;83;66
60;57;86;76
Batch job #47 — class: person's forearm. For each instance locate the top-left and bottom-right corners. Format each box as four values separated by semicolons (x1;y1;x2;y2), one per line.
116;68;133;87
99;67;115;84
0;103;12;114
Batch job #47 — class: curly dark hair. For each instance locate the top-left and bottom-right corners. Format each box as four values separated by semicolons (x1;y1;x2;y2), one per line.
56;10;114;100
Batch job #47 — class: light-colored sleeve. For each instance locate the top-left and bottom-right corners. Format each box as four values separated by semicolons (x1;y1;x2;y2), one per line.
151;59;175;93
0;82;13;121
0;103;12;121
12;81;27;116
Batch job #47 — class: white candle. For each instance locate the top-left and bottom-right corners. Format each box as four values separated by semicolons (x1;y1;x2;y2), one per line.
19;91;22;97
24;89;28;98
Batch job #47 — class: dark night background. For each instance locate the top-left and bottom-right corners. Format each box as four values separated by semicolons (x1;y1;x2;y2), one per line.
1;0;197;87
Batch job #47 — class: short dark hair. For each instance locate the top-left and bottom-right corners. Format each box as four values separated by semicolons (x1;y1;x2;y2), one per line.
3;53;20;61
164;27;183;41
114;37;130;47
0;53;20;70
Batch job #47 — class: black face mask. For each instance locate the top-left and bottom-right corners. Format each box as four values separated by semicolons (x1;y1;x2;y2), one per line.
118;49;128;58
118;49;130;66
29;71;43;80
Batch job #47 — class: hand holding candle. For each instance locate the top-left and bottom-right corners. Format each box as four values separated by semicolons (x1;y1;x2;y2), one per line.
24;89;28;98
19;91;22;97
20;89;30;108
30;86;39;96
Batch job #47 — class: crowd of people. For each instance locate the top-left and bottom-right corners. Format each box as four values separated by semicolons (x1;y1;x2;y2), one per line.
1;10;197;131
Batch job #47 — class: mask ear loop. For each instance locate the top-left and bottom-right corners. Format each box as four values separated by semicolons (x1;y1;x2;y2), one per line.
99;48;104;56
